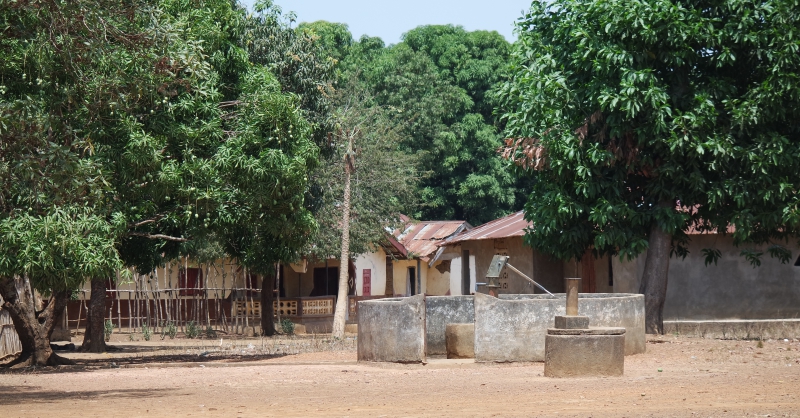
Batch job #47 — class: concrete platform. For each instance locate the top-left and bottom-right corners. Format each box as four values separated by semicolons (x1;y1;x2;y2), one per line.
664;319;800;340
544;327;625;378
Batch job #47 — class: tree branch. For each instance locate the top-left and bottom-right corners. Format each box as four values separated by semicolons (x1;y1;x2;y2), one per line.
128;214;165;228
128;232;188;242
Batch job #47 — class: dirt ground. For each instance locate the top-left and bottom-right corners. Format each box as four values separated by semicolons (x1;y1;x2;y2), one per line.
1;335;799;417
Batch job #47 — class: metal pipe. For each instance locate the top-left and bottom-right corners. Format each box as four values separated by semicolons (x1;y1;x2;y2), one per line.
504;263;554;296
565;278;580;315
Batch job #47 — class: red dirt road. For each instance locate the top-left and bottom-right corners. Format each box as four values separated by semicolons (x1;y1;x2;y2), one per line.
1;336;799;417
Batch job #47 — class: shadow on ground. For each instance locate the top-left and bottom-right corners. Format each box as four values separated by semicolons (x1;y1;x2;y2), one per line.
0;386;175;404
0;352;291;374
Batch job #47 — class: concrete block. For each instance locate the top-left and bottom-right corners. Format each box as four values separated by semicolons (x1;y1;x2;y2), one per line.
500;293;646;356
445;323;474;359
426;296;474;355
554;315;589;329
358;295;426;363
345;324;358;334
544;327;625;377
293;324;307;334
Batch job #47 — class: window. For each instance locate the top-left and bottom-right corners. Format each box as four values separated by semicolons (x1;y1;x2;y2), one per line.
179;268;204;296
310;267;339;296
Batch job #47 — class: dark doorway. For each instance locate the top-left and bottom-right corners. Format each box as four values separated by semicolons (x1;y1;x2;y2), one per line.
310;267;339;296
461;250;470;295
276;264;286;298
408;267;416;296
385;258;394;296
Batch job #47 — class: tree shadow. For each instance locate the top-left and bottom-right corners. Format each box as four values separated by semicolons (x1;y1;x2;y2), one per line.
73;352;289;367
0;386;174;404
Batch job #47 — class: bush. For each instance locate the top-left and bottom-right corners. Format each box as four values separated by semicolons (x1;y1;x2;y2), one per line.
280;318;295;335
185;321;199;339
161;321;178;340
205;326;217;339
103;319;114;342
142;324;152;341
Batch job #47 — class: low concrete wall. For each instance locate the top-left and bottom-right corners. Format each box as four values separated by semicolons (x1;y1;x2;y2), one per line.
664;319;800;340
425;296;474;355
357;295;426;363
475;293;645;362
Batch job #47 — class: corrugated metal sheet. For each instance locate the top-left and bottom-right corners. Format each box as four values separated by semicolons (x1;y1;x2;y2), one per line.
445;211;530;244
396;221;471;261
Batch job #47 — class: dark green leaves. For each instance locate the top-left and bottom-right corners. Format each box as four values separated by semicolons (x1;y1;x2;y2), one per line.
497;0;800;262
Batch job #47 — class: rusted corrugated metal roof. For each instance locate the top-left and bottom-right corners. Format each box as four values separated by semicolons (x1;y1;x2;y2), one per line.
395;220;471;261
445;211;530;245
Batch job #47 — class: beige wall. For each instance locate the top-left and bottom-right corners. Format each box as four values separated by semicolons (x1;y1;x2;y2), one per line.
456;237;561;295
614;235;800;320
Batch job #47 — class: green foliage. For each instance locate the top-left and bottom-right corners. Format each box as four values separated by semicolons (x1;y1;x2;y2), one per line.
357;27;516;224
185;321;199;339
280;318;295;335
205;326;217;339
247;3;337;148
142;324;152;341
307;81;420;259
495;0;800;262
104;320;114;342
161;321;178;340
214;67;319;271
304;23;517;225
0;208;123;293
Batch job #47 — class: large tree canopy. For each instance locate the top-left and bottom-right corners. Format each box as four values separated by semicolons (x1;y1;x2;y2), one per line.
300;23;519;225
0;0;325;361
495;0;800;332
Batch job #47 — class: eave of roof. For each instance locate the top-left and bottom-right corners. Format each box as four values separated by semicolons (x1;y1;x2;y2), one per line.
444;211;530;245
395;220;472;261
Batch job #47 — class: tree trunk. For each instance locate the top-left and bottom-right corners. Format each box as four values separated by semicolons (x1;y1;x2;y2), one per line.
0;275;73;367
639;221;672;334
331;151;353;340
81;278;107;352
260;274;275;336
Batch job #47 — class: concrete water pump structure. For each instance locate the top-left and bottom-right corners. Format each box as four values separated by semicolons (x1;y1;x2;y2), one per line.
357;255;645;364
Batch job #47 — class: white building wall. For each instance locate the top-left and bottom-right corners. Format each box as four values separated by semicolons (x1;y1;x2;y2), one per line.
447;254;476;296
354;251;387;296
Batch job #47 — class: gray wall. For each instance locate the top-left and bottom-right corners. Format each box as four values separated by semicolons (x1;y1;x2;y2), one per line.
475;293;645;362
614;235;800;320
357;295;426;363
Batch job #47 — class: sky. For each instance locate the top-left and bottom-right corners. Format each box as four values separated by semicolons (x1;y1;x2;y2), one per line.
241;0;532;44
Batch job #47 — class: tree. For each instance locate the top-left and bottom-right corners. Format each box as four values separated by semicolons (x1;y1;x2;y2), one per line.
1;0;324;364
0;0;179;364
359;26;517;225
214;68;319;336
317;82;419;339
0;209;123;366
496;0;800;333
298;23;518;225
